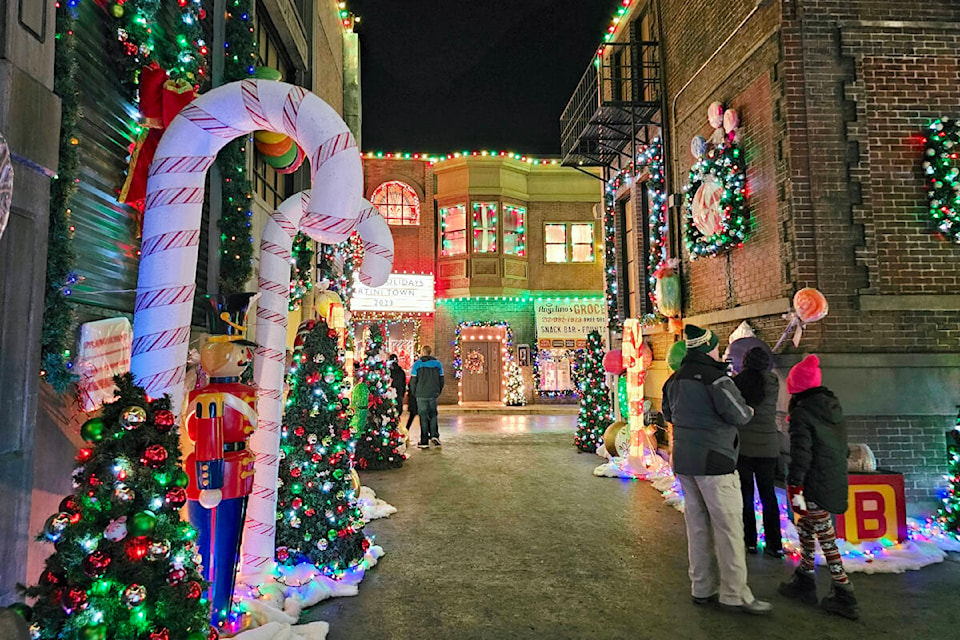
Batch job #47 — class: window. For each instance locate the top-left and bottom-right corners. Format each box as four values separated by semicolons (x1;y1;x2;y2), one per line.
371;181;420;226
503;204;526;256
472;202;498;253
441;204;467;256
544;222;595;263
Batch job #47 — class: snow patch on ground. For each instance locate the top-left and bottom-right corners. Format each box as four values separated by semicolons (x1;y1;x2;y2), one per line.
359;485;397;522
594;456;958;573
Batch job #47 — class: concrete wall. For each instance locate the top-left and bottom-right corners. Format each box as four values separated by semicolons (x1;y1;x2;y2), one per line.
0;0;60;605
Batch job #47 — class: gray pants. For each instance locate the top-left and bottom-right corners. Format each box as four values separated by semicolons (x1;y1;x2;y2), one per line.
677;472;756;606
417;396;439;442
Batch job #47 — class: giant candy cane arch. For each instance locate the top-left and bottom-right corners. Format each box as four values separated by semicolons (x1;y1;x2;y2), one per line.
130;79;363;408
243;193;393;578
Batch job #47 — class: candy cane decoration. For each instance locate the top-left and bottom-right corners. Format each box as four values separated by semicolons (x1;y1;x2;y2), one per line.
242;191;393;579
130;79;363;410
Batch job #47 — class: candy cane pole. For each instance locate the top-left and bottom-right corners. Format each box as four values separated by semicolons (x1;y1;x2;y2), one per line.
130;79;362;413
244;192;393;580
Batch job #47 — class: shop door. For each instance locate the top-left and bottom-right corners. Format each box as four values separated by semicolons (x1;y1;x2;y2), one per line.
462;342;492;402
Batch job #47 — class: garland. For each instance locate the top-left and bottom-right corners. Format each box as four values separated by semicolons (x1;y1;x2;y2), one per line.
41;1;83;392
217;0;257;291
683;140;749;258
288;232;314;310
922;117;960;244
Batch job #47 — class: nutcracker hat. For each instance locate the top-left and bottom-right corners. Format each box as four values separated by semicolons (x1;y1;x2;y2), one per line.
205;293;258;346
684;324;719;353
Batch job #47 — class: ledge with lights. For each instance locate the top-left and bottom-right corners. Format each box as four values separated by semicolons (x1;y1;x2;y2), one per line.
362;149;561;166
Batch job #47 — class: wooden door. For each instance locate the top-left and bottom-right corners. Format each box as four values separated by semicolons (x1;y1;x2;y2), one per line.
462;342;490;402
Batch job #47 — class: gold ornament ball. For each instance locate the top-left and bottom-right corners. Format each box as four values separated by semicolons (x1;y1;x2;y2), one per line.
110;3;124;18
350;469;361;494
120;406;148;430
603;421;630;459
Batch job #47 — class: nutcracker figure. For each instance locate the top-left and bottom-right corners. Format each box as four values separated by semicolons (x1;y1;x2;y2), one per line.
184;293;258;625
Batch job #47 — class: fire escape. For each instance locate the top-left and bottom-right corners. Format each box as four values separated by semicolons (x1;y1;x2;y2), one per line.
560;23;661;180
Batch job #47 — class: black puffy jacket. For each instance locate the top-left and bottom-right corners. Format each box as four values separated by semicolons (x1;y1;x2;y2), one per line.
734;370;780;459
787;386;849;514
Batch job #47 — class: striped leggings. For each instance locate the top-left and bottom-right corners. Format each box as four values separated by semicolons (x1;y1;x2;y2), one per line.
797;507;849;584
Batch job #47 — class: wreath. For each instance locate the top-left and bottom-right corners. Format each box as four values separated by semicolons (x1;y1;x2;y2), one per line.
464;350;485;375
922;117;960;244
683;102;750;259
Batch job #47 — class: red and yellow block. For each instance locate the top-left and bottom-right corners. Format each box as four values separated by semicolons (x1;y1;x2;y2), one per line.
835;473;908;544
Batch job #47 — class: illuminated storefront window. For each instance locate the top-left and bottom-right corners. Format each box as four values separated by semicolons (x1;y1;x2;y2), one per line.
441;204;467;256
371;180;420;226
503;204;526;256
472;202;498;253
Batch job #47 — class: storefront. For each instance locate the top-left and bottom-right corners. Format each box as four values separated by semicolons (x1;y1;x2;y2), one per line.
534;297;607;397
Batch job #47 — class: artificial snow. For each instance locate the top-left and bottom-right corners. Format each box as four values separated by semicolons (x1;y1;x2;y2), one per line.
594;456;959;573
359;485;397;522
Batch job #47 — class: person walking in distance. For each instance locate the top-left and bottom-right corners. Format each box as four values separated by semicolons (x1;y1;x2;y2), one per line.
387;354;408;444
410;345;444;448
661;325;773;615
778;354;859;620
733;347;784;558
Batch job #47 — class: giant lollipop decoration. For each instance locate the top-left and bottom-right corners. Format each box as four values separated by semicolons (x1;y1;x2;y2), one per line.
772;288;829;352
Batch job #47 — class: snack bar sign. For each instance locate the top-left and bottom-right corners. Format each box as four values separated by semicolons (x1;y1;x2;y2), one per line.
534;298;607;349
351;273;435;313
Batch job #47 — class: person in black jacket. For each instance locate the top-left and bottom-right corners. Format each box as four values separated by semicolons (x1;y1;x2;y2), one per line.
662;325;772;616
777;354;858;620
388;354;406;411
733;347;783;557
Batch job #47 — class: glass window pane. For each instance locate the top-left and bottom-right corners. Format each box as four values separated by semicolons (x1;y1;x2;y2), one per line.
545;244;567;263
442;204;467;256
371;180;420;226
545;224;566;244
472;202;497;253
571;223;593;244
571;243;594;262
503;205;526;256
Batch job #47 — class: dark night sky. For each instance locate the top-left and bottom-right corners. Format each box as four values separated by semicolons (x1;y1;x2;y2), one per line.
350;0;619;155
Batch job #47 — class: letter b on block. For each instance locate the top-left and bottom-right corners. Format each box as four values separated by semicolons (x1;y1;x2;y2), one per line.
836;474;907;544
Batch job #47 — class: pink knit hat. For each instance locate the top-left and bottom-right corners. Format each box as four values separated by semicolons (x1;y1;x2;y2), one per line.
787;354;822;394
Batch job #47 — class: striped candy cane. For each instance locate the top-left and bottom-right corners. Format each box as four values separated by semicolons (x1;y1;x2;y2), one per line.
244;193;392;578
131;79;363;413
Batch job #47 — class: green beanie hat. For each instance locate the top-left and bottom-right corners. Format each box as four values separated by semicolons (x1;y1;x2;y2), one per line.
684;324;719;353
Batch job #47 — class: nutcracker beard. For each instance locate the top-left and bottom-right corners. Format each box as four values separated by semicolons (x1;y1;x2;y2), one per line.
188;496;248;624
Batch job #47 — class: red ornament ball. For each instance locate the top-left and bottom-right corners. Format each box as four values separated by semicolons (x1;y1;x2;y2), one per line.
124;536;150;562
141;444;169;468
362;538;371;551
149;629;171;640
276;546;290;562
294;426;305;437
291;497;303;509
185;581;203;599
165;486;187;509
63;587;88;612
304;508;316;517
153;409;175;431
59;494;81;514
167;568;187;586
82;550;111;578
290;467;302;478
40;570;61;587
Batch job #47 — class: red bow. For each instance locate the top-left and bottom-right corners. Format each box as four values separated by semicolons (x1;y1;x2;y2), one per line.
119;63;197;225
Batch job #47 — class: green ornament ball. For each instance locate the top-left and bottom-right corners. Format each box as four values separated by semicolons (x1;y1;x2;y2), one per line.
110;3;124;18
174;469;189;488
129;510;157;536
81;623;107;640
186;632;207;640
80;417;105;442
327;529;337;541
332;468;344;480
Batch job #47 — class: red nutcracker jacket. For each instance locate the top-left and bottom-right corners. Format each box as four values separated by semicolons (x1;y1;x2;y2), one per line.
184;381;257;501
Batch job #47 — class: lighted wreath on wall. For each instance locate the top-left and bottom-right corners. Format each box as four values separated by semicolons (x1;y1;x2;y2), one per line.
922;117;960;244
683;102;750;258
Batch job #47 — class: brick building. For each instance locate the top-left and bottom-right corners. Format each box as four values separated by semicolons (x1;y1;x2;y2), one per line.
362;154;605;405
562;0;960;511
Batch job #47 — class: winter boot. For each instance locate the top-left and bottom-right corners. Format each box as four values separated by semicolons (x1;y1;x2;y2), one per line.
821;582;859;620
778;568;817;605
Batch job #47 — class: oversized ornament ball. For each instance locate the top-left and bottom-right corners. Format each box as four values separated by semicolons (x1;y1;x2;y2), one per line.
125;536;150;562
59;494;81;514
129;510;157;536
153;409;175;431
104;516;128;541
167;568;187;586
690;135;707;159
114;485;135;503
707;101;725;128
123;583;147;608
603;421;631;459
120;405;148;430
82;550;111;578
80;417;106;442
723;108;739;133
149;629;171;640
602;349;625;375
185;580;203;599
165;486;187;509
44;512;71;541
80;623;107;640
62;587;88;612
147;539;171;561
141;444;168;468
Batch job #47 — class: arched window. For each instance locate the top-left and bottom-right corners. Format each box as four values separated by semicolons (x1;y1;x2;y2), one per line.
371;180;420;226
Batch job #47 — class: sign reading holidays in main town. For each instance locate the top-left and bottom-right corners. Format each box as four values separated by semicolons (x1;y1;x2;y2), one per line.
351;272;435;313
534;298;607;349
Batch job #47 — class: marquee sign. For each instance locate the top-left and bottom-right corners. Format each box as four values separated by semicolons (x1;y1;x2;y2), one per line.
351;272;435;313
534;298;607;349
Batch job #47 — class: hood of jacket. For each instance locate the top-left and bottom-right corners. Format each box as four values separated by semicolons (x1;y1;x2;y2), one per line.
790;386;843;425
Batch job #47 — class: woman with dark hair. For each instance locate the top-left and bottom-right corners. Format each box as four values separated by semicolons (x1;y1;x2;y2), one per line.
733;347;783;557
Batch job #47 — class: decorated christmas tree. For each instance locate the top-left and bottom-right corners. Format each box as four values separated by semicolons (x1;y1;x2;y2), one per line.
275;319;368;574
352;324;404;470
504;357;526;406
25;374;212;640
937;409;960;537
575;330;612;452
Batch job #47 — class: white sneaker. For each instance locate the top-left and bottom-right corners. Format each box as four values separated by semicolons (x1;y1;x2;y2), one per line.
722;599;773;616
430;437;441;447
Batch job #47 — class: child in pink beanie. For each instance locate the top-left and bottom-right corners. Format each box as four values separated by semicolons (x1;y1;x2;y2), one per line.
779;354;858;619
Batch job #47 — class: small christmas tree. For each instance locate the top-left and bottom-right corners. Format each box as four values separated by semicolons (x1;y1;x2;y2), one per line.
937;408;960;537
25;374;212;640
504;357;526;406
275;319;368;574
352;324;404;470
575;330;612;452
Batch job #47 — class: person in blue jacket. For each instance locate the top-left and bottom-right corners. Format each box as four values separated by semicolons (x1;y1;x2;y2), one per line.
410;345;444;448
